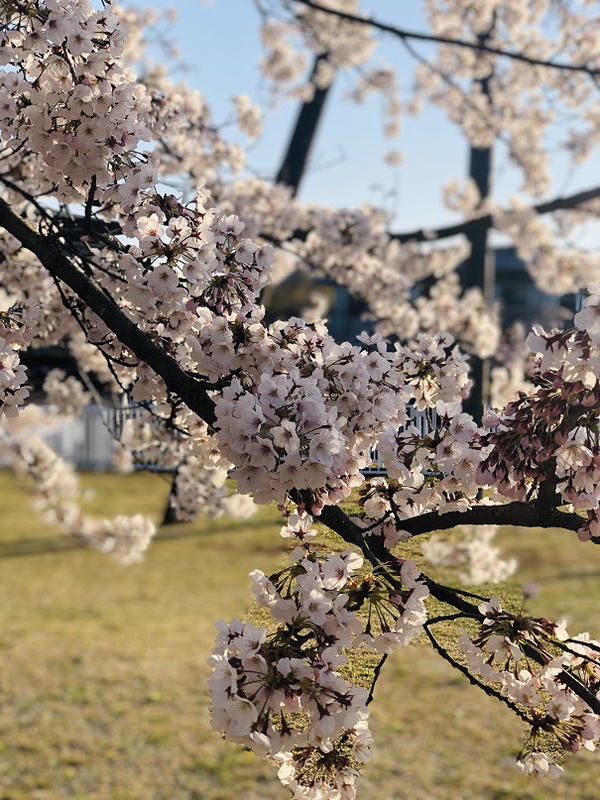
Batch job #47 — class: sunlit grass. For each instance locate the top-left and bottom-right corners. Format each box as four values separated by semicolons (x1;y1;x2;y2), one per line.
1;469;600;798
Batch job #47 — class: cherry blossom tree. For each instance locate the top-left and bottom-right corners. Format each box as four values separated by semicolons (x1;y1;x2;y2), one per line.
2;1;600;797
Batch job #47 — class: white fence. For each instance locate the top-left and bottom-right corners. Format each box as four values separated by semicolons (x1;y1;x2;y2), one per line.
38;405;116;471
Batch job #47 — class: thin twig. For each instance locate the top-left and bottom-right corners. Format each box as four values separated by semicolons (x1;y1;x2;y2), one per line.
366;654;387;705
424;624;533;725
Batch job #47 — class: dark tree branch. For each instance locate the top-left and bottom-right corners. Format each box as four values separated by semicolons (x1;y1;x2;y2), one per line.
0;198;217;427
425;578;484;617
258;185;600;255
395;502;586;538
391;185;600;244
319;503;370;549
292;0;600;77
366;653;387;704
424;622;534;724
556;667;600;715
84;175;97;235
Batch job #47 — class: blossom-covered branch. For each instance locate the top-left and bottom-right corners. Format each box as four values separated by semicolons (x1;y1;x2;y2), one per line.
291;0;600;77
392;185;600;244
0;199;217;427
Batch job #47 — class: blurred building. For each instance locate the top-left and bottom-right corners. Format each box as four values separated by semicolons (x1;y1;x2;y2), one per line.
266;246;578;343
494;246;578;330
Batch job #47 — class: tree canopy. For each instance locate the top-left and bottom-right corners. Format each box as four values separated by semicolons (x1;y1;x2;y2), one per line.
2;1;600;796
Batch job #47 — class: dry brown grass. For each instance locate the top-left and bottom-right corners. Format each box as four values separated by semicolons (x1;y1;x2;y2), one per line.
1;469;600;798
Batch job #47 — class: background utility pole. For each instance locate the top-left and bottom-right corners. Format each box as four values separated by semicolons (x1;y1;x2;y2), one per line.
458;29;495;424
275;53;333;195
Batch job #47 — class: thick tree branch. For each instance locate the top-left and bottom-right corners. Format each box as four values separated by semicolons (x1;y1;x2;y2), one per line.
0;198;217;427
319;501;585;577
292;0;600;77
397;502;585;538
319;503;368;549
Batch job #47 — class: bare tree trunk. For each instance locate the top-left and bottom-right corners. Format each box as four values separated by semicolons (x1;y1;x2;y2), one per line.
161;470;181;526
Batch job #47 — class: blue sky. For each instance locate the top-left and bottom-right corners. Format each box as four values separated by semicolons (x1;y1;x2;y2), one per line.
141;1;600;245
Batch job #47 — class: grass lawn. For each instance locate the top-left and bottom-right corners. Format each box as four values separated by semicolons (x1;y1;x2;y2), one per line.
1;469;600;799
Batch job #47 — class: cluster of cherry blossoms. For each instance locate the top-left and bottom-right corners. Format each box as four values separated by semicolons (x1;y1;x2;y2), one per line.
458;595;600;774
421;525;517;586
42;368;90;417
495;204;600;296
477;283;600;540
2;430;155;564
0;329;29;418
340;284;600;546
164;454;256;522
420;0;600;195
212;327;477;509
296;205;502;357
376;410;485;516
0;0;154;207
117;402;257;522
210;511;429;799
